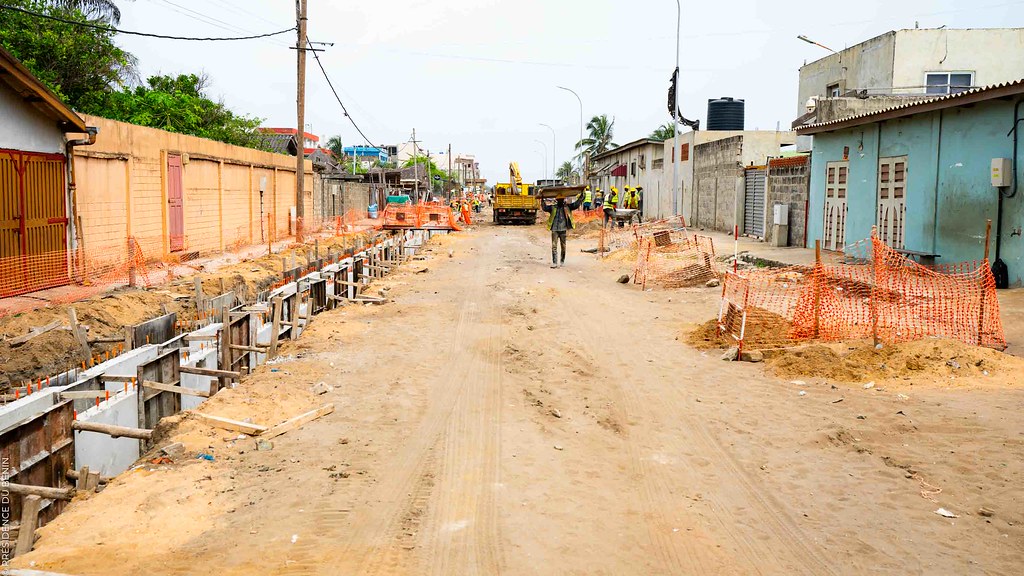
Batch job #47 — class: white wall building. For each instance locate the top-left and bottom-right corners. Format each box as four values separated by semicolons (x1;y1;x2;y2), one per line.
797;28;1024;115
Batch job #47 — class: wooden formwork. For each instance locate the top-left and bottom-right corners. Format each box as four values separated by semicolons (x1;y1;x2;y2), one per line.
0;398;74;528
128;312;177;349
136;348;181;450
224;309;253;378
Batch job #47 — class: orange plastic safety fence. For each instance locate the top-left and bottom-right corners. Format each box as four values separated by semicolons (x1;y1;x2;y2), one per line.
381;203;462;230
634;232;718;290
716;234;1005;351
574;208;604;224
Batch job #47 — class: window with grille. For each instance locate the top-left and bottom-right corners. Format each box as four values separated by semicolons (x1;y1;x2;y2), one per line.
925;72;974;95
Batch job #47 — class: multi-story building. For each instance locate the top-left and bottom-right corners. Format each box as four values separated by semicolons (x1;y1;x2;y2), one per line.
797;28;1024;115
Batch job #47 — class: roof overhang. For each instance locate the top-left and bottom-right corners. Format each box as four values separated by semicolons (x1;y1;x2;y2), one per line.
797;79;1024;135
0;46;87;133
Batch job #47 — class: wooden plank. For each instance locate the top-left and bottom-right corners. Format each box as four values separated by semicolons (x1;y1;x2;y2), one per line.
269;296;283;358
178;366;241;379
7;321;63;346
228;344;266;353
67;307;91;360
142;380;210;398
262;403;335;440
184;334;219;342
192;412;268;435
7;483;73;501
72;420;153;440
66;468;112;485
58;390;110;400
15;495;41;556
100;374;135;382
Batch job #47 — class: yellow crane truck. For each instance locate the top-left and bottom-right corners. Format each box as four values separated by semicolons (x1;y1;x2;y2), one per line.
493;162;539;224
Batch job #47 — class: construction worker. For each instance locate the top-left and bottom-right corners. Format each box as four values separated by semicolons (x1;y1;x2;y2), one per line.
582;186;593;211
542;192;584;268
603;187;619;229
472;196;481;213
624;187;641;224
593;189;603;211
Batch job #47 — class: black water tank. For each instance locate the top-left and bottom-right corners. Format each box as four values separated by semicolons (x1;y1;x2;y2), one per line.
707;97;745;130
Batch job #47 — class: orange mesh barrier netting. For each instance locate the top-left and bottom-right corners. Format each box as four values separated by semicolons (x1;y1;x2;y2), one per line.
382;203;461;230
0;237;153;312
574;208;604;224
634;231;718;290
717;233;1005;352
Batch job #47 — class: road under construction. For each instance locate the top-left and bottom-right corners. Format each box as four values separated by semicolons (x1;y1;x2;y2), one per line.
6;207;1024;575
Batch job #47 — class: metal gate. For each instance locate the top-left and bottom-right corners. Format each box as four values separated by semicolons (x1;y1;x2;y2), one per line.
877;156;907;249
743;167;766;238
0;149;69;297
167;154;185;252
823;161;849;251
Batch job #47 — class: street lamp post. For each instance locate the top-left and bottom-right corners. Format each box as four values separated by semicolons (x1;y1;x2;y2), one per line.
534;139;548;182
534;149;547;184
797;35;837;53
671;0;680;218
539;123;556;181
557;86;584;184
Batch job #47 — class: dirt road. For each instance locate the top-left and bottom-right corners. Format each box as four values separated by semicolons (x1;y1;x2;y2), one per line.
20;218;1024;575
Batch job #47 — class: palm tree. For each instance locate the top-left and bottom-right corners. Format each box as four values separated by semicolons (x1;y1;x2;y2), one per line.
325;135;344;158
51;0;123;24
575;114;618;160
648;122;675;141
555;161;577;184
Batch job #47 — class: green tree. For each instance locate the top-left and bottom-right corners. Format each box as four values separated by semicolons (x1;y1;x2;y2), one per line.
325;135;344;159
0;0;136;108
403;155;452;194
90;73;268;149
555;161;578;184
648;122;675;141
575;114;618;159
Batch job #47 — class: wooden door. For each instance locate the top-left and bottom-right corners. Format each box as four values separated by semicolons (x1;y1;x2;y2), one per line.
167;154;185;252
823;161;848;251
877;156;907;249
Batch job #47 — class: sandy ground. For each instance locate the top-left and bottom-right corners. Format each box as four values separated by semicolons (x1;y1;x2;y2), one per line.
16;216;1024;575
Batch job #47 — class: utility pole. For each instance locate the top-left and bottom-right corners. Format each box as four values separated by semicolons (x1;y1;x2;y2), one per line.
448;143;452;201
410;128;420;203
295;0;307;241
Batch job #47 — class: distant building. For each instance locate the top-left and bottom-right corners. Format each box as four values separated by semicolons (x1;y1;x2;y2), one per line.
343;145;389;168
589;138;665;210
258;127;320;154
797;79;1024;285
797;28;1024;115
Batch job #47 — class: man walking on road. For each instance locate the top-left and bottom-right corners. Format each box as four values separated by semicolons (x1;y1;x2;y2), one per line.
542;193;584;268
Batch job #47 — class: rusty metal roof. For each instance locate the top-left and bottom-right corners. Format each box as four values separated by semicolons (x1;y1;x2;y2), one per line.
796;78;1024;135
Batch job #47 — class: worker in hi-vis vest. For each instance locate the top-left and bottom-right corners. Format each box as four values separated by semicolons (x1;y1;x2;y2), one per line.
603;187;619;229
582;186;593;210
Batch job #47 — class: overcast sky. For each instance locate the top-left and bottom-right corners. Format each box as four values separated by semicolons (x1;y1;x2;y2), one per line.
115;0;1024;184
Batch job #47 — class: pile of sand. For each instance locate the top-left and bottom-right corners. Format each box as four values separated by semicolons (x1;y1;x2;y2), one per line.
765;338;1024;384
685;308;794;351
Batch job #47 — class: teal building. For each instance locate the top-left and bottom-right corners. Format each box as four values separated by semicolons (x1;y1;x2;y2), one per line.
798;80;1024;286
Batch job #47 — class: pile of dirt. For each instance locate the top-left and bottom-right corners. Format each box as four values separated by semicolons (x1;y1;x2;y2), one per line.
0;232;378;392
766;338;1024;385
568;220;604;237
685;308;794;351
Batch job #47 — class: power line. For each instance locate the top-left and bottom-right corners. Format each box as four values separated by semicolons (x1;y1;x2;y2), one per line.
0;4;294;41
306;39;377;147
147;0;292;48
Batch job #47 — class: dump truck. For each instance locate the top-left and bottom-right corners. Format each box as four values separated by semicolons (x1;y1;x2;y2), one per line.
493;162;539;224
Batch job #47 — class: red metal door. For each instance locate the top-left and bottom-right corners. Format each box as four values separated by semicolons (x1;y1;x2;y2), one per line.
167;154;184;252
0;149;69;297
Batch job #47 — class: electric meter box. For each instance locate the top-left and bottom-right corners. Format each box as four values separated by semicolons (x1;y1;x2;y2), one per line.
991;158;1012;187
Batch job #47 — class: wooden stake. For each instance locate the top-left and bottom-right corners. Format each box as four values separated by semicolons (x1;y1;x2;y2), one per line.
194;276;205;312
269;296;283;358
262;403;334;440
978;219;992;345
813;240;822;339
15;495;41;556
141;380;210;398
68;307;92;361
193;412;268;436
8;483;73;501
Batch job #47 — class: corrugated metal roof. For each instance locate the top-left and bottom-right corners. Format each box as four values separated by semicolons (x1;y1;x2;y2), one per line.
797;78;1024;134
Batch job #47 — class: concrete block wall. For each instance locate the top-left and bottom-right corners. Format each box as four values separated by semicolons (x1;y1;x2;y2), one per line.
73;115;315;263
765;156;810;247
693;136;743;232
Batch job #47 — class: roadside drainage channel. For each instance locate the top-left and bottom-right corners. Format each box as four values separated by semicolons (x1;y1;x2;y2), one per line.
0;229;425;557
